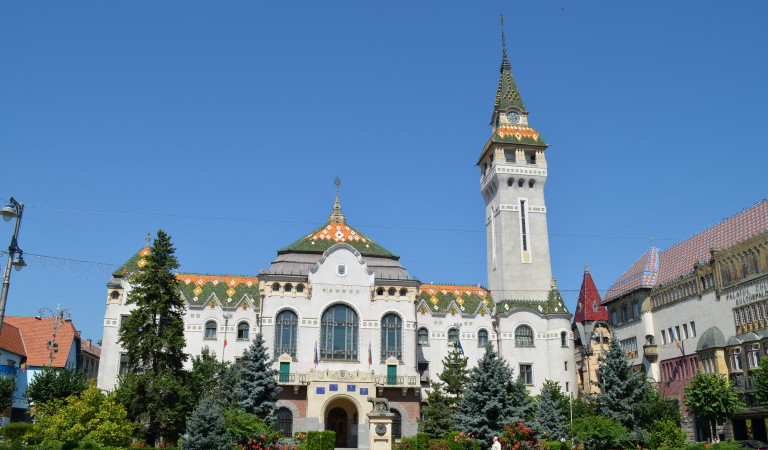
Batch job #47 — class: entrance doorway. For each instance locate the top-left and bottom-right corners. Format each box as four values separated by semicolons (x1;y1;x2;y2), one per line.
326;407;348;447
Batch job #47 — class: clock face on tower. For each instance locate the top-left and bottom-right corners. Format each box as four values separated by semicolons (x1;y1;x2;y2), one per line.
506;111;521;124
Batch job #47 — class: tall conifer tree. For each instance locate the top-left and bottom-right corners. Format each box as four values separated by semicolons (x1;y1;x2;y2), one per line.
535;380;568;441
455;345;533;443
439;346;470;399
117;230;192;445
236;333;280;422
593;333;648;428
419;381;455;439
184;396;231;450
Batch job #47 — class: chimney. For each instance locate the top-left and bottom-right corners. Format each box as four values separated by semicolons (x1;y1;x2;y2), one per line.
87;339;92;348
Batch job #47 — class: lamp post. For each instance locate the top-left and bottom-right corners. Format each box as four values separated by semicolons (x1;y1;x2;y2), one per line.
38;305;71;366
0;197;26;333
222;313;233;363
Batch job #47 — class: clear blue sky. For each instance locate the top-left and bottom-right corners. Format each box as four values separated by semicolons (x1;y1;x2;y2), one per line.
1;1;766;343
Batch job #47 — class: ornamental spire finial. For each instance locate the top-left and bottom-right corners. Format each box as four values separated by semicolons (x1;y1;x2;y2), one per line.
329;177;346;223
500;12;508;61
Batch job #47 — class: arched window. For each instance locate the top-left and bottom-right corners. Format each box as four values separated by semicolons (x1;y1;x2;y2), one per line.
381;314;402;361
275;310;298;358
507;178;515;187
296;284;305;293
376;287;384;296
110;291;120;301
528;179;535;188
399;288;407;297
560;331;568;347
272;283;280;292
478;329;489;347
321;304;358;360
204;321;217;340
448;328;459;346
514;325;534;347
276;407;293;438
392;409;402;439
418;328;429;346
388;287;396;296
518;179;525;187
237;322;250;340
284;283;293;293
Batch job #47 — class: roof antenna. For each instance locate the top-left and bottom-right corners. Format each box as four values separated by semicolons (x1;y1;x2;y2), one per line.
500;12;508;61
145;232;151;246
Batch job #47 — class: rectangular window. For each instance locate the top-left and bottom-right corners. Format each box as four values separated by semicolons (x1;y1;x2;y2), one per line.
682;323;689;339
564;361;568;371
661;330;667;345
675;326;681;341
730;348;743;371
668;328;675;342
610;310;618;326
690;321;696;337
565;381;569;392
632;302;640;318
620;337;638;357
505;149;515;163
519;200;529;252
118;353;131;375
621;307;628;323
519;364;533;385
119;314;129;329
748;344;761;369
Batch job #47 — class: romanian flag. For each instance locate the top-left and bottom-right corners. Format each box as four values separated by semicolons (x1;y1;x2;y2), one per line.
20;362;27;372
313;342;318;367
368;343;372;366
457;338;465;356
224;338;228;348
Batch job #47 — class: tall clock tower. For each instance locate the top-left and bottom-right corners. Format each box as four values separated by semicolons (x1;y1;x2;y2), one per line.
478;23;553;302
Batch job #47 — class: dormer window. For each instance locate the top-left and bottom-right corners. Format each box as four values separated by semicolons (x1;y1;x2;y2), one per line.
337;264;346;276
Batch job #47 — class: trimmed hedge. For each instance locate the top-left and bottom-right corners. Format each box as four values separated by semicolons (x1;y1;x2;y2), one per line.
305;430;335;450
0;423;33;442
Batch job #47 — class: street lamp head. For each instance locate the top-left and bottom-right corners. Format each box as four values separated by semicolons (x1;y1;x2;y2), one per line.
0;204;18;222
11;254;26;271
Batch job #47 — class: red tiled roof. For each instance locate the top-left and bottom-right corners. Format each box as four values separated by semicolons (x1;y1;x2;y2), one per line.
605;199;768;301
574;268;608;323
81;340;101;358
605;247;659;301
0;323;26;357
5;316;78;368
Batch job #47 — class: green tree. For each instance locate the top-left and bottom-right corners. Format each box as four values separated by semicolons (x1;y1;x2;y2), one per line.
593;333;648;428
535;380;567;441
235;333;279;421
647;420;686;449
190;346;235;406
634;384;682;429
751;356;768;405
183;396;231;450
684;371;745;439
0;375;16;412
30;383;136;447
454;345;533;443
223;407;281;445
25;366;88;406
116;230;191;445
419;381;455;439
439;346;470;399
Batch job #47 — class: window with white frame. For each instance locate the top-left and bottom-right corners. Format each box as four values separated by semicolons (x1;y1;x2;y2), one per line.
748;344;761;369
519;364;533;385
729;348;743;371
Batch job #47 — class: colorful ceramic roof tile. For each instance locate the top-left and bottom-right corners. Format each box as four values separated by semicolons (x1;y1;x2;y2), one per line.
417;284;495;316
574;266;608;323
604;248;659;302
5;316;78;368
177;273;261;308
495;58;526;112
279;220;398;259
605;198;768;301
113;246;151;277
492;124;547;146
656;199;768;285
496;285;570;315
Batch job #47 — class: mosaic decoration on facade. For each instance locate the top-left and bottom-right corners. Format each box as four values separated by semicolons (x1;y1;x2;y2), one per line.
495;285;569;315
279;220;398;259
492;124;546;146
604;247;660;302
495;59;526;112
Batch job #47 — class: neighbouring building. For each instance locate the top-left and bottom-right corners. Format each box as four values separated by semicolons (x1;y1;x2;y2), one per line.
97;34;575;448
79;338;101;380
601;198;768;442
572;266;611;395
0;323;27;425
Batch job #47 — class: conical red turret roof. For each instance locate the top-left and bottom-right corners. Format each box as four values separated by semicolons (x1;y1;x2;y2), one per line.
573;266;608;323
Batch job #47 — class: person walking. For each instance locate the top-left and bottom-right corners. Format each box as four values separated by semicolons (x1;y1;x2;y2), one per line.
492;436;501;450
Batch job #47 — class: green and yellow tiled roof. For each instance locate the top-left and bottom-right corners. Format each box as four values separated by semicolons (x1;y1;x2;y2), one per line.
417;284;495;316
491;124;547;146
177;274;260;308
495;59;526;112
495;286;570;315
113;247;260;309
279;220;398;259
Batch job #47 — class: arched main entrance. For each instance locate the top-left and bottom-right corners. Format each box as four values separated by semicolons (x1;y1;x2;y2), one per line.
323;397;359;448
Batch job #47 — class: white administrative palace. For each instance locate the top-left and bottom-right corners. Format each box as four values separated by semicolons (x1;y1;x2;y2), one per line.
97;45;575;448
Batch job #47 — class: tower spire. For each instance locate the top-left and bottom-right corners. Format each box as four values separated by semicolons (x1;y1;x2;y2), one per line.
494;13;526;113
328;177;346;223
500;12;508;62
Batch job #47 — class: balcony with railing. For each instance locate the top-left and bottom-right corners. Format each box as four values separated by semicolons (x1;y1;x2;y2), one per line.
274;372;307;385
375;374;418;387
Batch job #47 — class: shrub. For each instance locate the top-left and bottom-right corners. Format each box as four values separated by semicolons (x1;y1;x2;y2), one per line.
0;423;33;442
416;433;430;450
448;431;475;450
397;438;417;450
648;420;686;449
499;422;547;450
320;430;335;450
224;407;280;446
571;416;629;450
429;440;449;450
